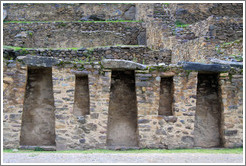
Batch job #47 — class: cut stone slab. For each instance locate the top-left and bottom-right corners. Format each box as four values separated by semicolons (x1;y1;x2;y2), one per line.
101;59;147;70
210;58;243;69
3;9;7;20
17;55;61;67
71;69;89;76
178;61;231;72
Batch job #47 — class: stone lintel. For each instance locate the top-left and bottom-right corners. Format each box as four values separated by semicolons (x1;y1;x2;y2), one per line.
210;58;243;69
71;69;89;76
179;61;231;72
17;55;61;67
101;59;147;70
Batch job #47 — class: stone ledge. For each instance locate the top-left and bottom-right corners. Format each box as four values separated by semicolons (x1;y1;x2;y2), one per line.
178;61;231;72
101;59;147;70
210;58;243;69
17;55;61;67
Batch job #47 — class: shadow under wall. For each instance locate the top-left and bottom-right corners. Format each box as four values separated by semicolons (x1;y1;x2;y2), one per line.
194;73;222;148
20;67;55;146
107;70;139;148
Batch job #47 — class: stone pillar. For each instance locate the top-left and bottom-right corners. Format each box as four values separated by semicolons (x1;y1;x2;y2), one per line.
52;67;76;150
219;72;243;148
3;62;27;149
135;70;160;148
170;71;198;149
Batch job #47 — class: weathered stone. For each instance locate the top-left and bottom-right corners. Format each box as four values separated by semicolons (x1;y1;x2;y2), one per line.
77;116;86;124
138;119;150;124
79;139;86;143
181;136;194;144
163;116;177;123
71;70;89;76
17;55;61;67
101;59;147;70
3;9;7;20
210;58;243;68
224;130;238;136
179;61;231;72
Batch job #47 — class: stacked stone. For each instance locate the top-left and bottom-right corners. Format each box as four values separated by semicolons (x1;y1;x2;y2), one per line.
3;3;243;151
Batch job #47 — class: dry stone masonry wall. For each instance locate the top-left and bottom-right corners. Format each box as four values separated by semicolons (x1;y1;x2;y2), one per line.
3;3;243;150
4;22;145;48
4;3;136;21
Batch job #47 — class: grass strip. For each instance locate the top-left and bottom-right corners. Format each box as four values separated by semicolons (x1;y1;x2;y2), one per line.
3;148;243;154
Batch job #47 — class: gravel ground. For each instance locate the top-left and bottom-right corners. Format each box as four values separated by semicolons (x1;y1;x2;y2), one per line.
3;153;243;163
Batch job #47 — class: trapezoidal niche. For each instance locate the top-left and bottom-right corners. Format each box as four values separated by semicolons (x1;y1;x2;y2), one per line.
20;67;56;146
107;70;139;148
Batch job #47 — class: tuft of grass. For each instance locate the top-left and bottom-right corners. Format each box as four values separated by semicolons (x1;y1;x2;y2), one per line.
3;148;243;154
175;20;190;28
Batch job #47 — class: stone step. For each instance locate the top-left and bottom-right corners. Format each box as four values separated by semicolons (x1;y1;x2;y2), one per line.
3;3;136;21
3;21;146;48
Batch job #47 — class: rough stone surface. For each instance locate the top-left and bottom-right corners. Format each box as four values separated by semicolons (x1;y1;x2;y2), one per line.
17;55;60;67
3;9;7;20
4;46;172;65
4;22;145;48
169;3;243;24
102;59;147;70
179;62;230;72
3;3;243;151
3;3;136;21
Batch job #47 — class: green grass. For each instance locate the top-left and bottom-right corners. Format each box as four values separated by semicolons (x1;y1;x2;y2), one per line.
3;45;142;52
3;148;243;154
4;20;143;24
175;20;190;28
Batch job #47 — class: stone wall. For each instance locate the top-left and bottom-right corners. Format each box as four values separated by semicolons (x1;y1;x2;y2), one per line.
3;63;27;149
3;60;243;150
219;72;243;148
3;46;172;65
3;3;243;151
168;3;243;24
4;3;136;21
3;22;145;48
166;16;243;64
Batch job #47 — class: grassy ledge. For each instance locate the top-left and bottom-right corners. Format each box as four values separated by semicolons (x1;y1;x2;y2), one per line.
3;45;143;52
4;20;143;24
3;148;243;154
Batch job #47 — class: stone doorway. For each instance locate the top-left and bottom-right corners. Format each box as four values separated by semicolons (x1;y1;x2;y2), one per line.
194;73;222;147
20;67;55;146
107;70;139;148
